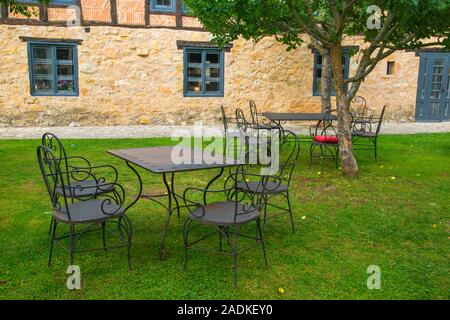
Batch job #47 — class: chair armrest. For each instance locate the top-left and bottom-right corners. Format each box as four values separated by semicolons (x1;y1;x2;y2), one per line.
183;186;234;207
68;164;119;185
65;156;92;168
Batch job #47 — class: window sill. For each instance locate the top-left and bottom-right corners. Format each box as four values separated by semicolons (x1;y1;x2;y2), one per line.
31;92;79;97
313;93;337;97
184;93;224;98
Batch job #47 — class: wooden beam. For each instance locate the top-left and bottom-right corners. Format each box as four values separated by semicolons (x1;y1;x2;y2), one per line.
19;36;83;44
0;18;206;32
144;1;150;26
110;0;118;24
75;0;84;24
38;4;48;22
175;0;182;28
1;2;9;19
176;40;233;52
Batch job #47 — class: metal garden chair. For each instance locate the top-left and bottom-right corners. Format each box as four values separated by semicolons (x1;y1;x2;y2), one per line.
352;106;386;161
236;130;300;233
309;110;340;170
37;145;138;270
350;96;375;132
182;165;269;287
350;95;368;118
42;133;116;235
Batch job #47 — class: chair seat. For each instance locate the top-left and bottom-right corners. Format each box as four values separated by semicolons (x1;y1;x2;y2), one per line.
314;135;339;144
54;199;124;224
56;180;115;198
189;201;260;226
237;181;288;194
353;130;376;138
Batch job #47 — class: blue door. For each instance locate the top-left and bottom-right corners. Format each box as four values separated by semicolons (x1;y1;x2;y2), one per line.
416;53;450;122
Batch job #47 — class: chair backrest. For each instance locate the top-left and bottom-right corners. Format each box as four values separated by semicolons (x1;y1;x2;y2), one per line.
41;133;69;172
376;106;386;136
249;100;258;126
312;109;338;137
37;145;71;219
230;165;269;224
351;95;367;117
235;108;249;132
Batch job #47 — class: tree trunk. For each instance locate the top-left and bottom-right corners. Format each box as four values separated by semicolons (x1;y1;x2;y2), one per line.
320;50;333;113
329;47;359;176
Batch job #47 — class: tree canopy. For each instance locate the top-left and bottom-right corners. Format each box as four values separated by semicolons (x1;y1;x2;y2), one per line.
183;1;449;50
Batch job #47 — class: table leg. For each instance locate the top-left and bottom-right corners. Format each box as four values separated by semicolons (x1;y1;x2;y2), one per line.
171;172;181;219
124;161;143;209
159;172;172;260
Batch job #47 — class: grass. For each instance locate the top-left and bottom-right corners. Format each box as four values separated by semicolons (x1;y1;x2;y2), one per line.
0;134;449;300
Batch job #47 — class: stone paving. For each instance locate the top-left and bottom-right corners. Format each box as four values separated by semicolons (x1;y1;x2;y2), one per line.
0;122;450;139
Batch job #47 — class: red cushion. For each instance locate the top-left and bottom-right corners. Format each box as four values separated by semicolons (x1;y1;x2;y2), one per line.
314;135;339;144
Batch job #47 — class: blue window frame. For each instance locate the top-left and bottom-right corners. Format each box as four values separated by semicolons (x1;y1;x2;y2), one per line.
313;50;350;96
150;0;188;13
151;0;176;12
27;42;79;96
184;48;224;97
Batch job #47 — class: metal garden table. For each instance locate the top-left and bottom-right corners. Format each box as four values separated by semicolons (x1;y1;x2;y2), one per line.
108;146;237;260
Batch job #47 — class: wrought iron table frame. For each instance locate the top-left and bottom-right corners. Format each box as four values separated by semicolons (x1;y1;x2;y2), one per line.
108;147;238;260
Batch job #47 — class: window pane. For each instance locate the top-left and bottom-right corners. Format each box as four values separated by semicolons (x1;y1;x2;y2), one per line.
57;64;74;76
34;79;53;93
156;0;171;6
206;53;219;64
188;52;202;64
34;47;51;60
205;81;220;92
56;47;73;61
315;68;322;79
57;80;75;92
316;54;322;65
188;67;202;78
34;64;52;76
188;81;202;93
207;67;220;79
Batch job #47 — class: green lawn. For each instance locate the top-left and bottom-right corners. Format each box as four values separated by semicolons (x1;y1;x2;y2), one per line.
0;134;449;300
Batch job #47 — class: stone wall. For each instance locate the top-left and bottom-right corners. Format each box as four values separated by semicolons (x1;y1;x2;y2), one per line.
0;24;419;127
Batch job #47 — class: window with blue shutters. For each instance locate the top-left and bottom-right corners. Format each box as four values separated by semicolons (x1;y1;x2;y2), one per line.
313;50;350;96
28;42;79;96
184;48;224;97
